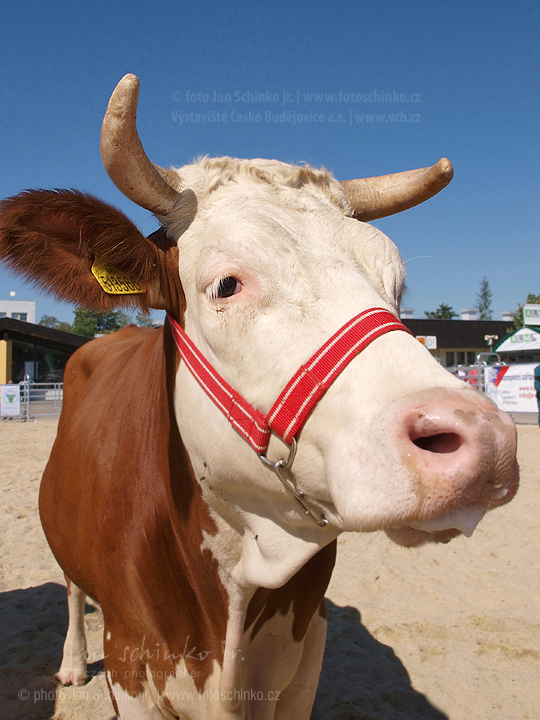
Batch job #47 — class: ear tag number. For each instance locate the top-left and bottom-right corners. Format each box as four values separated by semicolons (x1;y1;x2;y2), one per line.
91;258;146;295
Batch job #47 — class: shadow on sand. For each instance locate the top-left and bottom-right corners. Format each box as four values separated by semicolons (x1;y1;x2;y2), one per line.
2;585;447;719
0;582;101;720
312;600;448;720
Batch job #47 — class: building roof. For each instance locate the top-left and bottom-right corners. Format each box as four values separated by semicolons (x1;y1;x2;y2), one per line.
0;317;91;352
401;318;512;348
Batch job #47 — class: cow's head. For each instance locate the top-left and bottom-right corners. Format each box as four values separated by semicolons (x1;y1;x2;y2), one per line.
0;75;518;585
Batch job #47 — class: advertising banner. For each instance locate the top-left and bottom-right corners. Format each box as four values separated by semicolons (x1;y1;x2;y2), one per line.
1;384;20;416
484;364;539;413
416;335;437;349
523;304;540;327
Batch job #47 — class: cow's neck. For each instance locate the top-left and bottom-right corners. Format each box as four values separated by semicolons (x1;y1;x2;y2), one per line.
173;375;338;590
165;315;337;591
162;321;333;580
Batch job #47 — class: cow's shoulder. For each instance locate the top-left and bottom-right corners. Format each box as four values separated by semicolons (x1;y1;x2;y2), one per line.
66;324;157;378
62;324;164;404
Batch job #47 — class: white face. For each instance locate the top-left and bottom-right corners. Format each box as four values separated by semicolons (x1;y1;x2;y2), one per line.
177;181;406;406
169;177;518;559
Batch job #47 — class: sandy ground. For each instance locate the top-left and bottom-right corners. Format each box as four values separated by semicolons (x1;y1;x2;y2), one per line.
0;418;538;720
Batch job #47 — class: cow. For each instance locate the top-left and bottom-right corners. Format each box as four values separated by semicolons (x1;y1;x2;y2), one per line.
0;74;518;720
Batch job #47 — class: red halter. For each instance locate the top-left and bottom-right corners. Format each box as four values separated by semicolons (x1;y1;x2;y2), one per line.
167;307;411;455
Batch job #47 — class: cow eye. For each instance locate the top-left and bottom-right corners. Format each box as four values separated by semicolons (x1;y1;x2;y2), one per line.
216;276;238;298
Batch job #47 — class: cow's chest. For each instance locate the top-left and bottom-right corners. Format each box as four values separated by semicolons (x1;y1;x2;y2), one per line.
104;604;317;719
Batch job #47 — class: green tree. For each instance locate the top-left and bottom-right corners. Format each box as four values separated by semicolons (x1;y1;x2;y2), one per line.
39;315;59;328
512;293;540;330
71;309;131;337
476;277;493;320
38;315;73;333
424;303;458;320
135;311;155;327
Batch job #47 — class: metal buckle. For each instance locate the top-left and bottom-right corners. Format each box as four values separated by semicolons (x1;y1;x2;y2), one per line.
259;439;328;528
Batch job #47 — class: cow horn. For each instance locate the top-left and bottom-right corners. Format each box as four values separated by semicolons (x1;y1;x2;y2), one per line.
101;74;181;215
340;158;453;221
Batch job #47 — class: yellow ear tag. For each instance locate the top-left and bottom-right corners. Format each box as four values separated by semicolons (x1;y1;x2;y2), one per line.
91;259;146;295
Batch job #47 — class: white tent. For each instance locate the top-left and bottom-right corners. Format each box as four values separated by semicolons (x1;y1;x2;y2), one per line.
495;327;540;353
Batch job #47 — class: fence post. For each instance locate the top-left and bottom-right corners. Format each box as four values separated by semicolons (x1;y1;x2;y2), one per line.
21;375;31;422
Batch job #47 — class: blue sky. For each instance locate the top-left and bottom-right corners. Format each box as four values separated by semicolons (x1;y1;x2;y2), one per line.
1;0;538;324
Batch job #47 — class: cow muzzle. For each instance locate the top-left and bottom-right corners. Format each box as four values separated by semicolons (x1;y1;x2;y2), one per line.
385;387;519;547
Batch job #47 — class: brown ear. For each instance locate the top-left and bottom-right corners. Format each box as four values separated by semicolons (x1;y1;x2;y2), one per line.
0;189;165;313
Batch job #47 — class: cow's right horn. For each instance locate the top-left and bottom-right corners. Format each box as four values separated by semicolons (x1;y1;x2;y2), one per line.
101;74;181;216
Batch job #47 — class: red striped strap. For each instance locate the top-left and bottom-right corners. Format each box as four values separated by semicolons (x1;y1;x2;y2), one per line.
266;308;411;443
167;314;271;453
167;308;411;454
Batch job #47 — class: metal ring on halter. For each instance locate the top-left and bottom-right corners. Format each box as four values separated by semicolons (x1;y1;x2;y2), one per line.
259;439;328;528
259;437;297;472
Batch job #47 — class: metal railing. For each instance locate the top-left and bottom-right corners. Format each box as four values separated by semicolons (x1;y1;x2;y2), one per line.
475;352;504;367
446;353;506;394
18;376;63;422
447;365;483;390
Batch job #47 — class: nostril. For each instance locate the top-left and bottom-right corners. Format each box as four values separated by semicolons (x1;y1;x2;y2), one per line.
413;432;462;454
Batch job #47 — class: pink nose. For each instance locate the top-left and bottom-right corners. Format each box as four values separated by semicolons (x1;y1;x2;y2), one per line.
398;388;519;513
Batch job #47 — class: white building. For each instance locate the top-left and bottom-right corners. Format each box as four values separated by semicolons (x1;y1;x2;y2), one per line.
0;300;36;324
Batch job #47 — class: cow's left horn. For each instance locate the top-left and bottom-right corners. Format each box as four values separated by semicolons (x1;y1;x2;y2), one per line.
340;158;453;221
101;74;181;215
